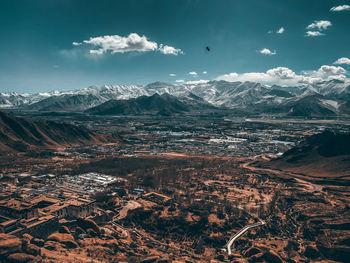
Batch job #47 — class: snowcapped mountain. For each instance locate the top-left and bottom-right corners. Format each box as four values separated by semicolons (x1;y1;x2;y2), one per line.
1;79;350;116
0;92;55;108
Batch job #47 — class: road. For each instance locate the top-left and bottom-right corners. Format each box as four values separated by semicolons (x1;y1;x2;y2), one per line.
224;156;321;255
223;156;324;255
226;220;266;255
240;157;323;193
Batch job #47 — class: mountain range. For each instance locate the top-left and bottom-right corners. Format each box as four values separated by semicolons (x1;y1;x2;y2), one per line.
86;93;190;116
1;79;350;117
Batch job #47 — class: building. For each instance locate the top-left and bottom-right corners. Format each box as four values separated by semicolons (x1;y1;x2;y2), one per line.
143;192;172;205
65;199;96;218
0;198;38;219
0;217;19;234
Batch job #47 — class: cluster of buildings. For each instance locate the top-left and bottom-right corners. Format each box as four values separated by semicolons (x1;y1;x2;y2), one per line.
0;169;173;239
0;172;121;238
65;117;345;158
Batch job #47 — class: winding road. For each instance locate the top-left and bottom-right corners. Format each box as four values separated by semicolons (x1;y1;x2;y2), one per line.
241;157;323;193
224;156;322;255
226;220;266;255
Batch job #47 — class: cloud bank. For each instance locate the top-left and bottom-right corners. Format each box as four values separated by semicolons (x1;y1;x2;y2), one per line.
216;65;347;86
73;33;183;56
185;80;210;85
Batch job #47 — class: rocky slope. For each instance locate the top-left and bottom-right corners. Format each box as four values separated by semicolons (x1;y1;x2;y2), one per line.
0;111;118;155
85;93;200;115
270;130;350;179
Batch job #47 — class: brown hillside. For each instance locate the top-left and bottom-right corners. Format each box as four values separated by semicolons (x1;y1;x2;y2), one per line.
0;111;118;155
269;130;350;179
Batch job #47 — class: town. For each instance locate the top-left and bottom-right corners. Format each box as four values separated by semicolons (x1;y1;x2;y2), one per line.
22;113;349;158
0;114;349;262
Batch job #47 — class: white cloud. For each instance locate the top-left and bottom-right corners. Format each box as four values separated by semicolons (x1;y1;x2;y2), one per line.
319;65;346;75
89;49;104;55
216;65;348;86
268;27;285;34
175;79;185;83
334;57;350;65
306;20;332;31
308;65;346;78
330;5;350;12
82;33;157;54
306;31;325;37
169;73;176;77
202;71;207;74
158;44;183;55
185;80;209;85
188;71;198;76
277;27;285;34
259;48;276;55
73;33;182;56
217;67;302;86
302;65;347;82
305;20;331;37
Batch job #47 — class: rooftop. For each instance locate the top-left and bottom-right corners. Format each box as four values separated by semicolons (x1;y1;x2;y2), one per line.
0;198;33;211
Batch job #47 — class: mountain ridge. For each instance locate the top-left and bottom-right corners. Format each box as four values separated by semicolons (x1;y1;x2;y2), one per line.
2;80;350;117
0;111;119;155
86;93;192;115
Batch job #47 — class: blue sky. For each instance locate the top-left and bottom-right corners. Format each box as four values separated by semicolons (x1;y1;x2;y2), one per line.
1;0;350;92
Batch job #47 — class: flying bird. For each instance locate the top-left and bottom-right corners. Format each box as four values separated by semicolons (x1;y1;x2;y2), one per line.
206;46;210;52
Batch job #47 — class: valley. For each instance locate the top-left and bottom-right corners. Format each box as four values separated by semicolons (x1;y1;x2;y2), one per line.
2;0;350;262
0;110;349;262
2;0;350;261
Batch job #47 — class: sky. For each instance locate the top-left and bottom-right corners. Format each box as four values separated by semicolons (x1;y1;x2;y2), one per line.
1;0;350;93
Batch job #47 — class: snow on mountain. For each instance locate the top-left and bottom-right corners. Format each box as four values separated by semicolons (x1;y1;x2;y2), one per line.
1;79;349;116
0;92;54;108
319;99;340;112
311;79;350;96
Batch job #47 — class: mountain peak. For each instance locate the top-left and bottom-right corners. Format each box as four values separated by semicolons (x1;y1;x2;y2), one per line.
1;79;350;117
